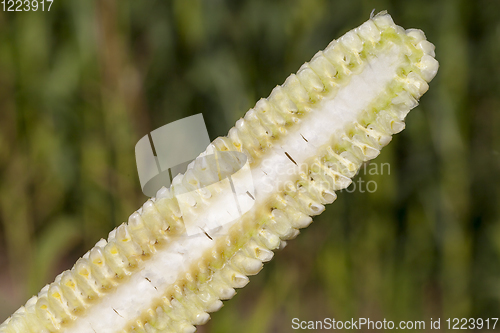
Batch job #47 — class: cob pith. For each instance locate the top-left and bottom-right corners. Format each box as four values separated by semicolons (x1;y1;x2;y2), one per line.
0;12;438;333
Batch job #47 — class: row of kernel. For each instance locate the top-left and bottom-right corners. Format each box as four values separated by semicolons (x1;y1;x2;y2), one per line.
127;194;317;332
224;16;395;162
3;194;186;332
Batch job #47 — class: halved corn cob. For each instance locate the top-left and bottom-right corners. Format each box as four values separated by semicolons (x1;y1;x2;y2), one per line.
0;11;438;333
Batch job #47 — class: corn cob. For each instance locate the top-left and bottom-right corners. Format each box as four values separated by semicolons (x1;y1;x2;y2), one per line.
0;11;438;333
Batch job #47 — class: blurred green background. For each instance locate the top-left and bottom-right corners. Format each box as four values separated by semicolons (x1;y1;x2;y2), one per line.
1;0;499;331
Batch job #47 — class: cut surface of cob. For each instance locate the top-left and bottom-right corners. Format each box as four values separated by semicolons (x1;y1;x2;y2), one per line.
0;12;438;333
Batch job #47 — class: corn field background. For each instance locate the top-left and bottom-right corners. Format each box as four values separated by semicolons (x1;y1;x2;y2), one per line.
1;0;499;331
